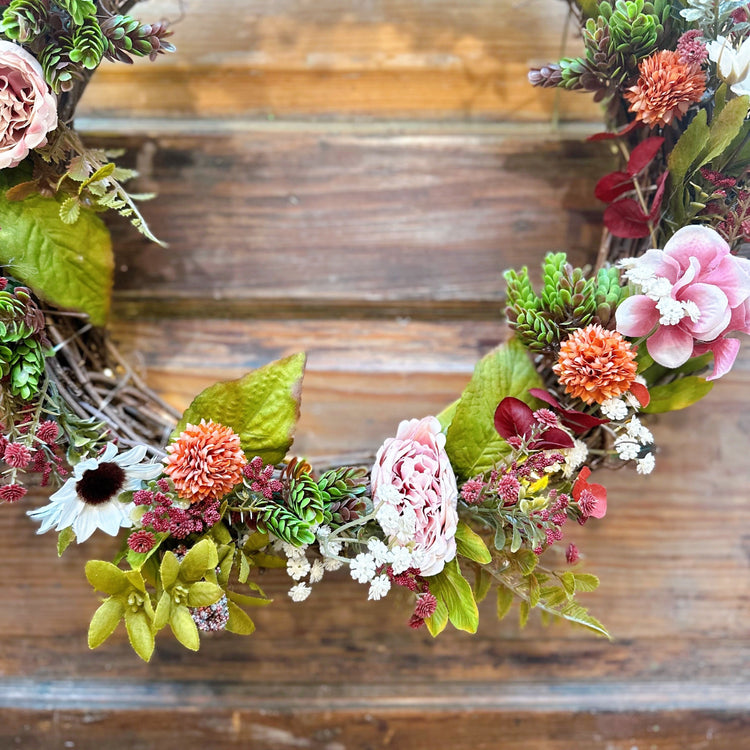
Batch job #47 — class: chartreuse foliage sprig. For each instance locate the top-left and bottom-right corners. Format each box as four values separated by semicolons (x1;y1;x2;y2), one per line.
152;539;224;652
504;253;625;353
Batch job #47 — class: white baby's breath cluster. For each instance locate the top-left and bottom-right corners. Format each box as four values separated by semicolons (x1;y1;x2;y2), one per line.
272;527;344;604
613;416;656;475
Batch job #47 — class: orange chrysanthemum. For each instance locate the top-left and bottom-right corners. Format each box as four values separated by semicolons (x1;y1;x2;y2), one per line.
625;50;706;128
164;419;247;503
553;325;637;405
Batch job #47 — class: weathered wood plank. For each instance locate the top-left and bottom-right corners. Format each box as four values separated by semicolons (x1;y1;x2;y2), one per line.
84;126;610;318
80;0;598;121
1;696;748;749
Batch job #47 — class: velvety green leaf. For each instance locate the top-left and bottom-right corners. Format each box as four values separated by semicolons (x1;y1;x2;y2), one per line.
58;196;80;225
424;597;449;637
560;572;576;598
238;552;250;584
160;552;180;590
226;590;272;608
699;95;750;170
180;538;218;583
518;600;530;629
436;398;459;432
643;376;714;414
216;544;236;588
153;591;172;630
173;353;306;464
455;521;492;564
85;560;128;595
668;108;709;187
528;574;541;608
572;573;600;592
243;531;270;552
510;525;522;554
496;585;514;621
57;527;76;557
248;552;287;569
446;339;542;480
0;172;113;325
473;567;493;603
426;558;479;634
125;610;155;662
170;605;201;650
187;582;223;608
88;597;124;649
515;549;538;576
225;601;256;635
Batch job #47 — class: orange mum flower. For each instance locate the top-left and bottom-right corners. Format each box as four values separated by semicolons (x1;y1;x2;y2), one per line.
164;420;247;503
554;325;637;405
625;50;706;128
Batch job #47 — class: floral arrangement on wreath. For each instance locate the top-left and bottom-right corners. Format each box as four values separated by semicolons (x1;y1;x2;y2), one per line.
0;0;749;661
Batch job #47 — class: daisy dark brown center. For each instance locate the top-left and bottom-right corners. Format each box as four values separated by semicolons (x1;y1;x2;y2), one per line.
76;462;126;505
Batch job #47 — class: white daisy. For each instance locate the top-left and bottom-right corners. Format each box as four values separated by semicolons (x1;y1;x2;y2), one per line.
26;443;162;543
286;555;311;581
349;553;377;583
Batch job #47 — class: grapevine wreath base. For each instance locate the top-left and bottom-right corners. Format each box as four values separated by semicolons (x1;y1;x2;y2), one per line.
2;0;750;660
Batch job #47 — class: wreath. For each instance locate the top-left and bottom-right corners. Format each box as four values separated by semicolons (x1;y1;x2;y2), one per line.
0;0;748;661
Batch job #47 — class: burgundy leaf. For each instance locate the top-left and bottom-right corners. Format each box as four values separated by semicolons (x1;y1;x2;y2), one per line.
627;136;665;176
494;397;535;440
604;198;651;239
530;427;575;450
529;388;560;409
594;171;633;203
587;119;641;142
648;170;670;222
528;388;608;434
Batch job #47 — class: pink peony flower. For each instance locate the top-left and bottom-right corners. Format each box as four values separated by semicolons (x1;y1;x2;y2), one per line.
370;416;458;577
616;225;750;379
0;41;57;169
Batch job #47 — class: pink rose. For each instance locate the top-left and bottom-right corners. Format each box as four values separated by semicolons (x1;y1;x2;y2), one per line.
616;225;750;379
371;416;458;577
0;41;57;169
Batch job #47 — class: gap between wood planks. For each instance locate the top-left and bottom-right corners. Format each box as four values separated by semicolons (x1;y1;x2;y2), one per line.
0;679;748;712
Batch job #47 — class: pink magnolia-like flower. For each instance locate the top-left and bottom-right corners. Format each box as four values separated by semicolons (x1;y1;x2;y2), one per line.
0;41;57;169
370;416;458;577
616;225;750;379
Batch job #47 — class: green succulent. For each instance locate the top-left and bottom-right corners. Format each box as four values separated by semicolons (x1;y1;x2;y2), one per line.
504;254;624;353
0;287;49;402
317;466;368;526
69;14;106;70
0;0;48;44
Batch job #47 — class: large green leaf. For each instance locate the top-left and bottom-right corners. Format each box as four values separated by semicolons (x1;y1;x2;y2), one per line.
0;172;113;325
643;376;714;413
426;558;479;634
173;353;306;463
445;338;542;481
455;521;492;564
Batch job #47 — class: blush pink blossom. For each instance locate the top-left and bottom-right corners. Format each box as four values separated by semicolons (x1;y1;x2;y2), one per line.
0;41;57;169
370;416;458;577
616;225;750;379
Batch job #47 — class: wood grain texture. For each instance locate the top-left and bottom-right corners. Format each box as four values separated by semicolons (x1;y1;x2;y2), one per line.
79;0;599;121
86;125;611;319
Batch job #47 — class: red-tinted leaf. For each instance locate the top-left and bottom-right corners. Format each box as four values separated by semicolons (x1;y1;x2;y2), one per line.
494;397;535;440
529;388;560;409
594;171;633;203
648;170;669;222
572;467;607;519
587;119;641;142
528;388;608;434
629;381;650;407
627;136;665;176
558;409;610;434
529;427;574;450
604;198;651;239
